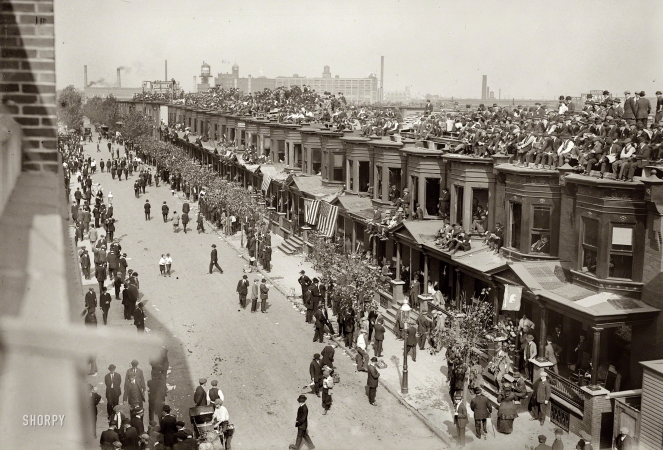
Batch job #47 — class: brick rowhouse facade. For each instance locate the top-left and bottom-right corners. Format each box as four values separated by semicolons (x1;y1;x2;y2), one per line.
1;0;57;172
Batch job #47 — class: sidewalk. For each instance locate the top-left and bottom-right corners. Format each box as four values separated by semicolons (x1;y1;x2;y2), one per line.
201;213;581;450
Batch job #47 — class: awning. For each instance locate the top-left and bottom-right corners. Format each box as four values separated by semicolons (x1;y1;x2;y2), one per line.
291;175;342;199
391;220;445;246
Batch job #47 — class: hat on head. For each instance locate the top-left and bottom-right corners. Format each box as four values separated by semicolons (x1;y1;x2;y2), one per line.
538;435;547;443
554;428;563;436
657;91;662;95
312;277;319;283
540;372;548;378
133;407;144;415
108;364;116;371
214;398;223;405
109;420;118;426
163;405;171;412
199;378;207;384
140;434;149;440
640;91;646;96
113;442;122;449
131;359;138;366
211;244;216;248
89;287;94;291
371;357;378;362
474;387;482;394
313;353;320;359
300;270;305;274
620;426;629;434
624;91;631;95
211;380;218;386
297;394;307;402
242;274;248;279
113;405;121;412
580;431;591;441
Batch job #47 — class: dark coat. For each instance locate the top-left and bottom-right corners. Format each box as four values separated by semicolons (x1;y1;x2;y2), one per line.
105;372;122;400
122;426;139;450
406;326;417;346
100;292;112;311
470;394;493;419
194;385;207;406
124;368;146;393
373;323;385;341
236;278;249;295
367;364;380;387
160;414;177;447
260;282;269;300
320;346;335;368
309;359;322;382
100;429;120;450
296;404;308;430
125;382;144;405
636;97;651;119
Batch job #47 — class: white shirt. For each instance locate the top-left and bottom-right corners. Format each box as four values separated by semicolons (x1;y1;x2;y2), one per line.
620;144;636;160
356;334;366;350
212;406;229;425
558;103;568;115
159;257;166;265
165;256;172;265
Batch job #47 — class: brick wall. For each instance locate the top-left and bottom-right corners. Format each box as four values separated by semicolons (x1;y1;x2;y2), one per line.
0;0;57;173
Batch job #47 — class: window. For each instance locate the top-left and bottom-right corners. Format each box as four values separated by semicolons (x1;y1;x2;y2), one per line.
294;144;302;169
388;168;402;202
358;161;370;192
321;150;328;179
609;225;633;279
582;218;599;275
509;202;522;249
425;178;441;216
530;206;551;254
311;148;321;175
456;186;464;227
348;160;354;191
375;165;383;199
332;154;344;182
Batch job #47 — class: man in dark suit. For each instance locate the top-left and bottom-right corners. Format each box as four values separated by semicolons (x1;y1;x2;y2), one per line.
406;324;417;362
367;357;380;405
309;354;323;397
105;364;122;418
208;244;223;274
89;383;102;437
294;395;314;450
655;91;663;124
147;373;167;424
298;270;312;297
453;392;468;448
313;305;325;343
194;378;208;406
124;373;145;411
417;312;433;350
100;421;120;450
635;91;651;126
470;387;492;440
551;325;565;364
159;405;178;449
624;91;637;125
373;318;385;357
309;278;322;313
130;407;145;436
121;420;139;450
85;287;97;310
236;274;249;308
304;288;314;324
124;360;146;399
100;287;112;325
614;425;634;450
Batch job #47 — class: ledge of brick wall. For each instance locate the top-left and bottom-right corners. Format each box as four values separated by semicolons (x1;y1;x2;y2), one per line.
0;0;57;173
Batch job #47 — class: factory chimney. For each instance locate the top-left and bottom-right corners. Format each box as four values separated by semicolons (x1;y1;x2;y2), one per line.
84;65;88;88
481;75;487;100
380;56;384;104
117;68;121;88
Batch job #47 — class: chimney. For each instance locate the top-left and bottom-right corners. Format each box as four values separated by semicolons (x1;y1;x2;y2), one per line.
165;60;168;81
84;65;88;88
117;68;121;88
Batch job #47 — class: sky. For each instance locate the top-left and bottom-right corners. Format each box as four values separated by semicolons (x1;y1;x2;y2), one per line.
55;0;663;99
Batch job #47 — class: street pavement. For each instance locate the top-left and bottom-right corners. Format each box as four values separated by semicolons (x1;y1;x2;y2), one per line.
76;130;443;449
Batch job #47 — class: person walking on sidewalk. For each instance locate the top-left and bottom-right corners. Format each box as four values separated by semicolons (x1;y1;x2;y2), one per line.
366;357;380;406
356;329;369;372
100;287;112;325
181;211;189;233
164;253;172;277
236;274;249;309
260;278;269;313
172;212;179;233
144;200;151;221
321;367;333;415
406;322;417;362
293;395;314;450
161;202;169;222
453;391;468;448
159;255;166;276
313;305;325;343
134;302;145;333
209;244;223;274
470;387;492;440
196;211;205;233
251;278;259;313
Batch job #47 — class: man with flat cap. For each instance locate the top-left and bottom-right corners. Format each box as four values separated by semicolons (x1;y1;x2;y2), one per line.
208;244;223;274
105;364;122;418
209;379;224;403
294;394;314;450
534;434;552;450
636;91;651;126
194;378;208;406
236;274;249;308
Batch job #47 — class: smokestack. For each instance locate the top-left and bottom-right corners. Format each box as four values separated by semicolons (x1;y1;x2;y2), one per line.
84;65;88;88
117;68;121;88
380;56;384;104
193;76;196;92
482;75;487;100
165;60;168;81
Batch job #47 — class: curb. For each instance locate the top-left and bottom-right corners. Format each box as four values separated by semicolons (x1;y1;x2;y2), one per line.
169;186;453;447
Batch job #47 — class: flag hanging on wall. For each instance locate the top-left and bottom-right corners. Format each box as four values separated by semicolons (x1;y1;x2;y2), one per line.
317;201;339;238
304;198;320;226
502;285;523;311
261;174;272;193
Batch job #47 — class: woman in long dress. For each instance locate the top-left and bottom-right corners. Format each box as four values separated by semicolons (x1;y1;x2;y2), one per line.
321;367;334;415
496;383;518;434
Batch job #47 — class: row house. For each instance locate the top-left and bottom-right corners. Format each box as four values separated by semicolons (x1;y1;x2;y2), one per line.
122;99;663;446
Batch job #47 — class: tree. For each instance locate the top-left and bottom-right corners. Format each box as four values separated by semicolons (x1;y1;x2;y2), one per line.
121;109;153;143
57;85;84;130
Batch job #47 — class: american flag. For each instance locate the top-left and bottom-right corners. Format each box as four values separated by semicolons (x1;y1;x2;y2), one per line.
261;174;272;193
316;201;338;238
304;198;320;225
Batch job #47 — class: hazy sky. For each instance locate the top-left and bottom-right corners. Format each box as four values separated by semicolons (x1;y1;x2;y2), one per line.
55;0;663;99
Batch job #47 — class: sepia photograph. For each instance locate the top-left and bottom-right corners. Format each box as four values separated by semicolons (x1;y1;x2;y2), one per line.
0;0;662;448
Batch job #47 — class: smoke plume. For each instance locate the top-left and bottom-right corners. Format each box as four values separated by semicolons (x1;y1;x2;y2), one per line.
87;78;106;87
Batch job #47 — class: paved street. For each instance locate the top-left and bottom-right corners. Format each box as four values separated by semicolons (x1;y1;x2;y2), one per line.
79;132;444;449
